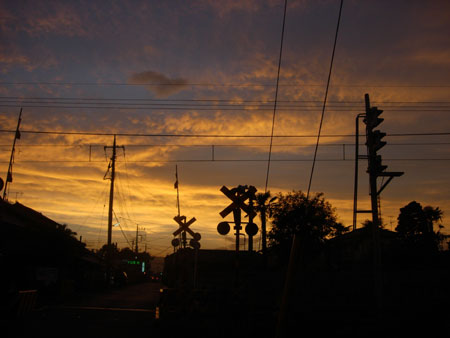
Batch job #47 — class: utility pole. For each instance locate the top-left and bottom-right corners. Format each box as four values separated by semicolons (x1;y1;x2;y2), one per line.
104;135;124;281
135;224;144;254
107;135;117;250
135;224;139;253
3;108;22;201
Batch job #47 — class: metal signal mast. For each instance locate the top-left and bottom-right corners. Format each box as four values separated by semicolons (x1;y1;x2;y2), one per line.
354;93;405;311
353;94;404;230
364;93;404;226
3;108;22;201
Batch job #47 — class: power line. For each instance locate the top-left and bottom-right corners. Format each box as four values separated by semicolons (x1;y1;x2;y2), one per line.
1;104;449;111
3;141;450;148
1;129;449;138
265;0;287;193
1;81;450;88
3;158;450;164
2;96;450;104
307;0;344;198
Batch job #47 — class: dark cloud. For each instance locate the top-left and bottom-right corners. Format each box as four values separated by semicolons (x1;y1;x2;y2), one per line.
128;70;188;97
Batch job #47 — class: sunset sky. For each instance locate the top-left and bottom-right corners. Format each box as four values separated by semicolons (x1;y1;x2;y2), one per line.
1;0;449;257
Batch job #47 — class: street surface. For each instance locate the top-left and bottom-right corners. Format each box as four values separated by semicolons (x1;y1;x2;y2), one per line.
6;280;448;338
5;281;162;338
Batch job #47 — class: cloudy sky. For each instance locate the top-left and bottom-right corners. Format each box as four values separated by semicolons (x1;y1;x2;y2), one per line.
1;0;449;256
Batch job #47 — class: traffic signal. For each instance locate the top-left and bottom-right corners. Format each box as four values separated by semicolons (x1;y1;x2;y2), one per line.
369;155;388;177
364;107;384;131
366;130;387;153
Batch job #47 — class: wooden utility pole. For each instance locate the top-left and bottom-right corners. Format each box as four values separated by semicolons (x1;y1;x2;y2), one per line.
104;135;124;282
3;108;22;201
135;223;139;254
107;135;117;249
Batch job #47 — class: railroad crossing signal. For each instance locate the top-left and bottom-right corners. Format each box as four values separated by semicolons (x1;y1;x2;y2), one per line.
173;215;197;237
219;185;257;219
218;185;258;252
172;215;201;249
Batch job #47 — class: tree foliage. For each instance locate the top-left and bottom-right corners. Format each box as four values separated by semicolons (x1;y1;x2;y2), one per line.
396;201;445;251
268;191;348;258
96;244;152;263
255;191;277;215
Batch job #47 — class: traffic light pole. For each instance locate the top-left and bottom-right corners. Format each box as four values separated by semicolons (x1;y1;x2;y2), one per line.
365;94;381;228
364;94;383;310
353;113;371;231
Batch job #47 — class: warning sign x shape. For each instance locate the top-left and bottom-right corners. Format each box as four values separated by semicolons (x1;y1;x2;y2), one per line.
173;215;197;237
219;185;257;219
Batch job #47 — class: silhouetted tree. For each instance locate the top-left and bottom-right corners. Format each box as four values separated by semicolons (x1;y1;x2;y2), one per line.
396;201;445;251
118;247;136;260
268;191;348;260
57;223;77;237
361;219;385;229
97;243;120;261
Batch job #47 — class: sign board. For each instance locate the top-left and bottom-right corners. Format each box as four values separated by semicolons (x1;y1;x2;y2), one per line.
219;185;257;219
173;215;197;237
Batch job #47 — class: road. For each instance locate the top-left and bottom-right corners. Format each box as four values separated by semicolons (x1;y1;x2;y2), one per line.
5;281;163;338
5;281;277;338
6;281;448;338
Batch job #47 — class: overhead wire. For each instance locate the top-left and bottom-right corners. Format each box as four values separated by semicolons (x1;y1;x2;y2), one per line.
277;2;345;337
1;104;449;111
122;150;139;228
4;142;450;147
1;81;450;88
2;141;450;148
2;96;450;105
2;158;450;164
265;0;288;193
307;0;344;198
3;157;450;164
73;182;110;235
1;129;449;138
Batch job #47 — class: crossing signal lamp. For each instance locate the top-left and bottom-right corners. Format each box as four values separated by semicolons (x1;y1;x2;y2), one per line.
370;155;388;177
366;130;387;153
364;107;384;131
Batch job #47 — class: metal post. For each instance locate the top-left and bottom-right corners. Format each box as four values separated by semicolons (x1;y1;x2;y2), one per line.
233;203;241;289
353;113;365;231
175;165;180;217
3;108;22;201
135;224;139;254
233;208;241;252
248;196;254;252
193;245;198;289
365;93;383;310
261;205;267;255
